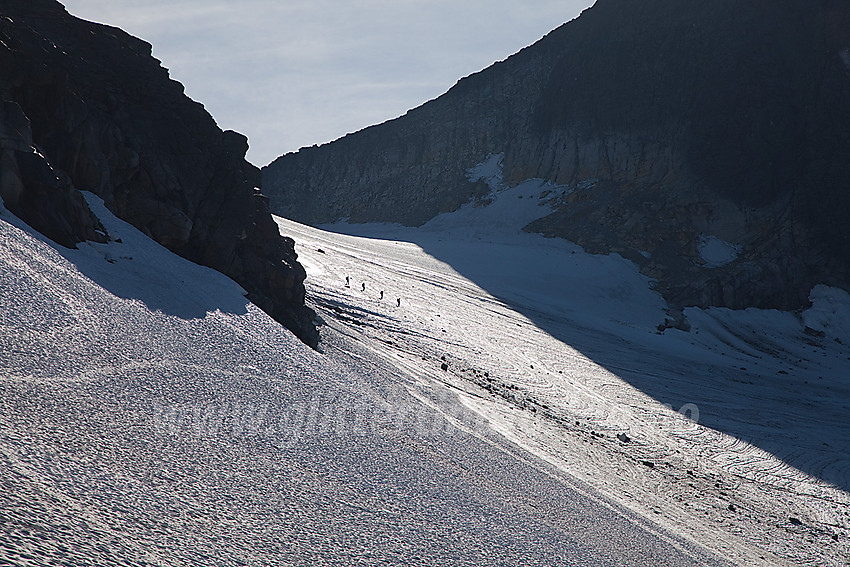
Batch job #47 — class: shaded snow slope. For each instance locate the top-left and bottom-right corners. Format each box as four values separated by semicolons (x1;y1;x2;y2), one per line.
0;195;730;565
279;181;850;566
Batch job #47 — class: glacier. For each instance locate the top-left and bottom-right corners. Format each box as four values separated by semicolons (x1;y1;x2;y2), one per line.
0;186;847;565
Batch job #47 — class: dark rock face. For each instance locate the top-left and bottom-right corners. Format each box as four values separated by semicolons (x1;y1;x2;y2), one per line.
263;0;850;312
0;99;107;247
0;1;317;346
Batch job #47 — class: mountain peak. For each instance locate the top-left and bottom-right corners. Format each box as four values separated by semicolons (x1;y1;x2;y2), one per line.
263;0;850;312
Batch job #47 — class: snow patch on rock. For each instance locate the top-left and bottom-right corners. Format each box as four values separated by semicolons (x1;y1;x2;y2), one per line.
698;235;740;268
840;47;850;72
575;178;599;191
430;177;570;240
802;284;850;343
466;153;505;191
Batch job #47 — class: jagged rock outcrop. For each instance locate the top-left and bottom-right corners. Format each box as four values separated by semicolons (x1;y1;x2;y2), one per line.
263;0;850;312
0;0;317;346
0;99;107;247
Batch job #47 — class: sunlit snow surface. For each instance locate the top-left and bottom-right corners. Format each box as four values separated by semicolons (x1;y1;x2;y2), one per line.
294;180;850;566
0;184;848;566
0;194;730;566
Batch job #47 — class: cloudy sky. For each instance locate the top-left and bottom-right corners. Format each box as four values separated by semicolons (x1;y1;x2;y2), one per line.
61;1;595;166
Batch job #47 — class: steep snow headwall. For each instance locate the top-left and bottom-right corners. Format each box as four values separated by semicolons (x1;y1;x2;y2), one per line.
263;0;850;311
0;0;317;345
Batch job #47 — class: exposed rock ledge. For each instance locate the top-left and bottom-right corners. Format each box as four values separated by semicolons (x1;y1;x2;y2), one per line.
0;1;317;346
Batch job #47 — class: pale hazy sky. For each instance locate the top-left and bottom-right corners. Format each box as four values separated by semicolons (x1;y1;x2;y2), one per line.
60;1;595;166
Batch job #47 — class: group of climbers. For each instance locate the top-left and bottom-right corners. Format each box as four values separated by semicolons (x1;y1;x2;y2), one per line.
345;276;400;306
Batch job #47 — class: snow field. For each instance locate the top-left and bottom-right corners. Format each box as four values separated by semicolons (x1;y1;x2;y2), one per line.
0;193;728;565
278;172;850;566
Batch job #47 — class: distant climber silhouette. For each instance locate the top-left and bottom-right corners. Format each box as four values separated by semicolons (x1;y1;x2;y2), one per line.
379;291;384;300
361;282;366;292
345;276;350;288
397;297;401;307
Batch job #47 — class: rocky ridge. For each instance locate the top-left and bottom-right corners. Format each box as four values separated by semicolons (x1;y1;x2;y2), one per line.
263;0;850;313
0;0;317;346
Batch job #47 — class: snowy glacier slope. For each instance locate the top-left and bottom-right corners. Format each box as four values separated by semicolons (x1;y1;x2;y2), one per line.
275;177;850;566
0;194;734;565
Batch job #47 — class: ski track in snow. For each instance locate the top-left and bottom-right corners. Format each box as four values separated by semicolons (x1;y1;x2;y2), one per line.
274;180;850;566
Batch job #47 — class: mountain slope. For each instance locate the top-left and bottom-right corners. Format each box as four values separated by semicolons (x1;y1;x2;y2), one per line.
275;182;850;565
0;191;732;566
262;0;850;313
0;0;317;345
